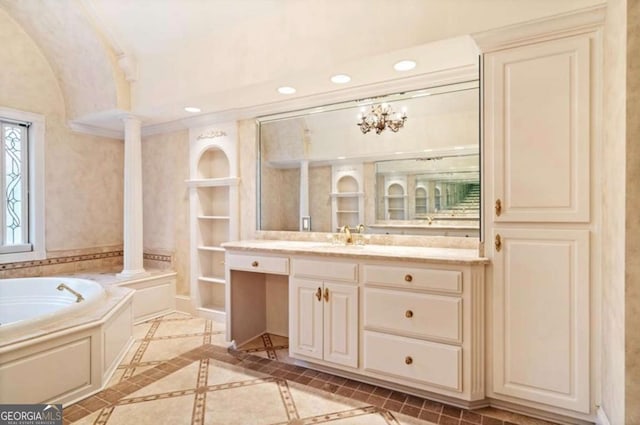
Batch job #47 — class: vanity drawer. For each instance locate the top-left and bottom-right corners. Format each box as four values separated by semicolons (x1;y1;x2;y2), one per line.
292;258;358;283
227;253;289;275
363;264;462;294
363;288;461;344
363;331;462;392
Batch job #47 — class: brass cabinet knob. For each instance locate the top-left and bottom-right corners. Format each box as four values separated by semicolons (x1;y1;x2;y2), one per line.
324;287;329;302
315;287;322;301
404;274;413;282
495;234;502;252
495;198;502;216
405;356;413;365
251;261;259;267
405;310;413;318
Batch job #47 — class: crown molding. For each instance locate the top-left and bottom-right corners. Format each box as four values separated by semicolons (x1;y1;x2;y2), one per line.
472;4;606;53
141;64;479;135
68;121;123;140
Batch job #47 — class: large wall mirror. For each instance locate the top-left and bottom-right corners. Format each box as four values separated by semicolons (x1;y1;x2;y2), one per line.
257;79;480;237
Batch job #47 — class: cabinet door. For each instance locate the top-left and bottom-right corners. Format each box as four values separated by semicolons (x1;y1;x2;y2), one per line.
289;278;323;361
491;228;590;413
323;282;359;368
485;35;590;222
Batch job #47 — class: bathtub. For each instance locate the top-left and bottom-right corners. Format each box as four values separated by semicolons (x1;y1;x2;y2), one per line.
0;277;134;405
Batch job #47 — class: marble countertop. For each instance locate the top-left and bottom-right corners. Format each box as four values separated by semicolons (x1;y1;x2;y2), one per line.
222;240;488;265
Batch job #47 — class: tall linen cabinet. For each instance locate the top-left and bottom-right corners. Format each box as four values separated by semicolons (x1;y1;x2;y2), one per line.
476;6;603;420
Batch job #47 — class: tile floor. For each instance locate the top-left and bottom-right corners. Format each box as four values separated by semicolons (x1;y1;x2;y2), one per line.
63;313;561;425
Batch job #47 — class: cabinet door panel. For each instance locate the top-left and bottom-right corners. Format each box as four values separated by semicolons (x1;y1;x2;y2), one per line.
492;228;589;413
323;282;358;368
486;35;590;222
289;278;323;360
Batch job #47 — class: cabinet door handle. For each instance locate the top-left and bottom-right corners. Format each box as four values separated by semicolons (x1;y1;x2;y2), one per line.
495;199;502;216
405;310;413;318
404;274;413;282
323;288;329;302
251;261;259;267
315;287;322;301
405;356;413;365
495;234;502;252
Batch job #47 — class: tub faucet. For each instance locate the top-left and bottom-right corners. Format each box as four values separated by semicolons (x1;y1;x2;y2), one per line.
339;225;353;245
57;283;84;303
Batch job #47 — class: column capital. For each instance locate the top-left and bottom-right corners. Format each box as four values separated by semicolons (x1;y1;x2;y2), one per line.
120;114;143;125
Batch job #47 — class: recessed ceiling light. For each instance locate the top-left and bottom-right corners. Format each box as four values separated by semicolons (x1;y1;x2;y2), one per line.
337;156;346;160
184;107;201;113
394;60;417;72
330;74;351;84
277;86;296;95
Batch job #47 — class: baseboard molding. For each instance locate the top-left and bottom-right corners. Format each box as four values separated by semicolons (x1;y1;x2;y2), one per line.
596;407;611;425
175;295;197;315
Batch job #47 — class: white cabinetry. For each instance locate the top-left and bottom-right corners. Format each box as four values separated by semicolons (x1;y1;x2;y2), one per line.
478;7;603;417
362;262;484;401
289;258;359;368
188;123;239;321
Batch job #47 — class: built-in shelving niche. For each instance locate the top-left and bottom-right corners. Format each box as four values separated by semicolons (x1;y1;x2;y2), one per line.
188;124;238;321
331;164;364;231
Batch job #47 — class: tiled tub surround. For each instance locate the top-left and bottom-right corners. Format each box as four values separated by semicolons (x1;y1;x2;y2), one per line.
64;314;560;425
223;240;488;408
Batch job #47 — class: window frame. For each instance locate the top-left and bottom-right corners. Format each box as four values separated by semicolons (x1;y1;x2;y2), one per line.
0;107;45;264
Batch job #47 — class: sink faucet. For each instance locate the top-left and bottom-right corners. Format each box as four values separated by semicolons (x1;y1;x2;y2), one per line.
426;216;433;225
340;225;353;244
356;223;366;234
57;283;85;303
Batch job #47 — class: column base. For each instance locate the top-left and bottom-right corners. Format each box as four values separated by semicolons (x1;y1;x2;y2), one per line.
117;268;149;278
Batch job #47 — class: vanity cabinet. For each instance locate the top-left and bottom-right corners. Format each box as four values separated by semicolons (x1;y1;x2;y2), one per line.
289;258;359;368
361;262;484;401
478;7;603;418
224;242;486;405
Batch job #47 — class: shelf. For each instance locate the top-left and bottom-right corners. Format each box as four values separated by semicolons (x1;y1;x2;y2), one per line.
198;246;226;252
198;215;230;220
387;208;405;211
186;177;239;188
330;192;364;197
199;276;225;284
337;210;359;214
384;195;408;199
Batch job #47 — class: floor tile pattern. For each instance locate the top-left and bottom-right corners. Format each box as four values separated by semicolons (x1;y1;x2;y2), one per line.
64;314;561;425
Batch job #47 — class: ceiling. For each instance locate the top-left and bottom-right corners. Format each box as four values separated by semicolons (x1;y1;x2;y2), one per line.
2;0;603;134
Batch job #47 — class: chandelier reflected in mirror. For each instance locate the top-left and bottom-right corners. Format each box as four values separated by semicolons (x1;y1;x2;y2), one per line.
357;103;407;134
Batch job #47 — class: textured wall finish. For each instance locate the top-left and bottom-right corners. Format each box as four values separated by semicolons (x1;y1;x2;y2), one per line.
626;1;640;422
0;0;127;120
0;8;124;253
141;130;190;295
601;0;627;423
238;120;258;240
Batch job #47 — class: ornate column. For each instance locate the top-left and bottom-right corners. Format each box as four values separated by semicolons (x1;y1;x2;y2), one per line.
118;115;146;277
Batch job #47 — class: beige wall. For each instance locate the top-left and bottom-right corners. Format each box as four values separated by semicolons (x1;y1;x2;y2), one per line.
0;8;123;256
141;130;190;295
625;0;640;422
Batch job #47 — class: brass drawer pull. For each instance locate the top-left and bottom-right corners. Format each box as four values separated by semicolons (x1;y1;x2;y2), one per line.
495;199;502;216
324;287;329;302
495;234;502;252
405;356;413;365
251;261;259;267
315;287;322;301
404;274;413;282
405;310;413;318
